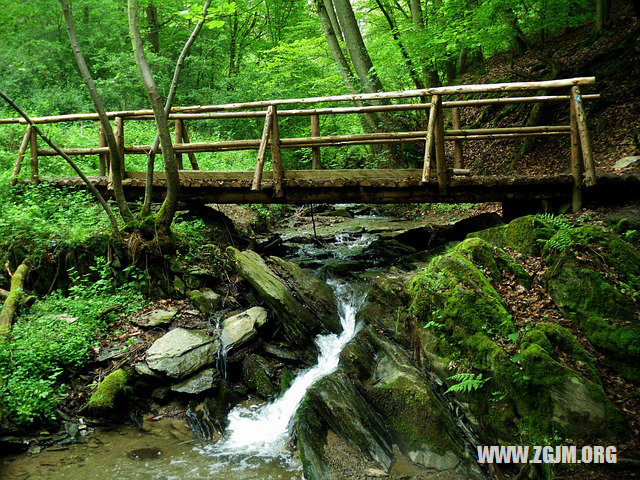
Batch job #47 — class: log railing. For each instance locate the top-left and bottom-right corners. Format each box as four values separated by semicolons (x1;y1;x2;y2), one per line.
3;77;598;209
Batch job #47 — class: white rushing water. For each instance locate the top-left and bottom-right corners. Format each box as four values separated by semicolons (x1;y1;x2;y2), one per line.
203;281;362;464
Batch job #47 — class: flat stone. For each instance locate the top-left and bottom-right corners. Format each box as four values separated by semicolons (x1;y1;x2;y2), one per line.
135;362;162;379
614;156;640;169
221;307;268;352
134;308;178;328
146;328;217;379
171;368;219;394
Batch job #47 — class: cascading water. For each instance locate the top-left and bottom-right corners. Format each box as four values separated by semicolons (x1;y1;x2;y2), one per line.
200;280;363;468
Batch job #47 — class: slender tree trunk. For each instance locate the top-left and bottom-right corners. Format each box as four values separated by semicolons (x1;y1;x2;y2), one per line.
140;0;212;218
594;0;611;37
229;9;238;77
458;48;468;77
0;90;120;232
147;3;160;54
324;0;344;40
128;0;180;235
375;0;424;89
332;0;385;94
317;0;378;131
59;0;133;224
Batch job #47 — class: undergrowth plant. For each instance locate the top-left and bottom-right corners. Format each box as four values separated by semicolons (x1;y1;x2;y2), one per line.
0;257;145;426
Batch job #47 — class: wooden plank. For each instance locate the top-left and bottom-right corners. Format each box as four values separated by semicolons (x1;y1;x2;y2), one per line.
571;86;596;186
29;127;39;184
570;91;583;212
435;97;447;195
422;95;439;182
10;125;32;185
251;106;274;191
310;114;322;169
451;107;463;169
271;106;284;198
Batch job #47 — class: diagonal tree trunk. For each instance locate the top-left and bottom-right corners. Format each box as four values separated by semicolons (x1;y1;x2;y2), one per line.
140;0;212;217
59;0;134;224
0;90;119;232
128;0;180;236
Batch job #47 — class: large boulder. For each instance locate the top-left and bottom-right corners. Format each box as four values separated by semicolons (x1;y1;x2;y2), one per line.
86;369;130;411
226;248;339;348
220;306;268;352
242;354;277;398
171;368;219;395
146;328;217;379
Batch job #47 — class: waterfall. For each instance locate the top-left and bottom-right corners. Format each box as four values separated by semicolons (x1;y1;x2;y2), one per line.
202;280;362;463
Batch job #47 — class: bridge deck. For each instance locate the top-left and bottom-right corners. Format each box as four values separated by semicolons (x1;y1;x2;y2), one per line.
32;170;640;205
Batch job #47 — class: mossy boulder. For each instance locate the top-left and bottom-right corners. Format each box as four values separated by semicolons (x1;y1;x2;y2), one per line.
188;288;222;315
87;369;130;411
241;354;276;398
543;226;640;382
469;214;555;256
226;248;339;348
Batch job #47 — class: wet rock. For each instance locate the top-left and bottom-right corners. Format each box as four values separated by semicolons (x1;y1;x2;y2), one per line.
242;354;277;398
221;306;268;352
146;328;217;379
151;387;171;401
279;367;295;394
226;248;339;348
86;369;130;411
133;308;178;328
171;368;219;394
188;288;222;315
263;342;306;362
356;238;416;266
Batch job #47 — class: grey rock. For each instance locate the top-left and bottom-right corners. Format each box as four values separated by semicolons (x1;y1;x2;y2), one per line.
135;362;162;379
134;308;178;328
221;307;268;352
146;328;217;379
614;155;640;169
171;368;219;394
174;276;186;295
189;288;222;315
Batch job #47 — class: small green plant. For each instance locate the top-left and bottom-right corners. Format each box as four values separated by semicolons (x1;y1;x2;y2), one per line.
445;372;489;394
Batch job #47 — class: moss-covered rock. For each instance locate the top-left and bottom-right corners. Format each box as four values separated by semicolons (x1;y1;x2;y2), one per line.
469;215;556;256
87;369;130;411
241;354;276;398
279;367;294;395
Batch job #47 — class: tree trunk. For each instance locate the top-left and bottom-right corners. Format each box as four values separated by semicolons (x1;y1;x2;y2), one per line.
332;0;385;94
375;0;424;89
594;0;611;37
128;0;180;235
0;263;29;341
146;3;160;54
59;0;133;224
324;0;344;40
229;9;238;77
316;0;378;131
140;0;212;218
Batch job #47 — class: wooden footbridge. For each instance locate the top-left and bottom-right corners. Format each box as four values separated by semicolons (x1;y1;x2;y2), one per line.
4;77;635;209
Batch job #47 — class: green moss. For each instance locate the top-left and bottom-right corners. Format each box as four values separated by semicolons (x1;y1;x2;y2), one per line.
242;354;276;398
469;215;556;256
279;367;294;395
86;369;130;411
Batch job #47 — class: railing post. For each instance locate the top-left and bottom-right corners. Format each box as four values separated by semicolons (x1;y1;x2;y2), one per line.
113;116;126;179
422;94;439;183
174;119;185;170
29;127;39;185
11;125;32;185
98;123;107;177
181;122;199;170
310;114;322;169
451;107;464;169
434;97;448;195
251;105;274;191
569;92;583;212
571;86;596;186
271;105;284;198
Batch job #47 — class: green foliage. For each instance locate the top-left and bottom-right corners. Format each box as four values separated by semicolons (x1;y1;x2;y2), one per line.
0;175;113;264
0;257;145;425
444;372;489;394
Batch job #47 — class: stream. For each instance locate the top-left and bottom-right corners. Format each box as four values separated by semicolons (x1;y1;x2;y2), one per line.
0;212;394;480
